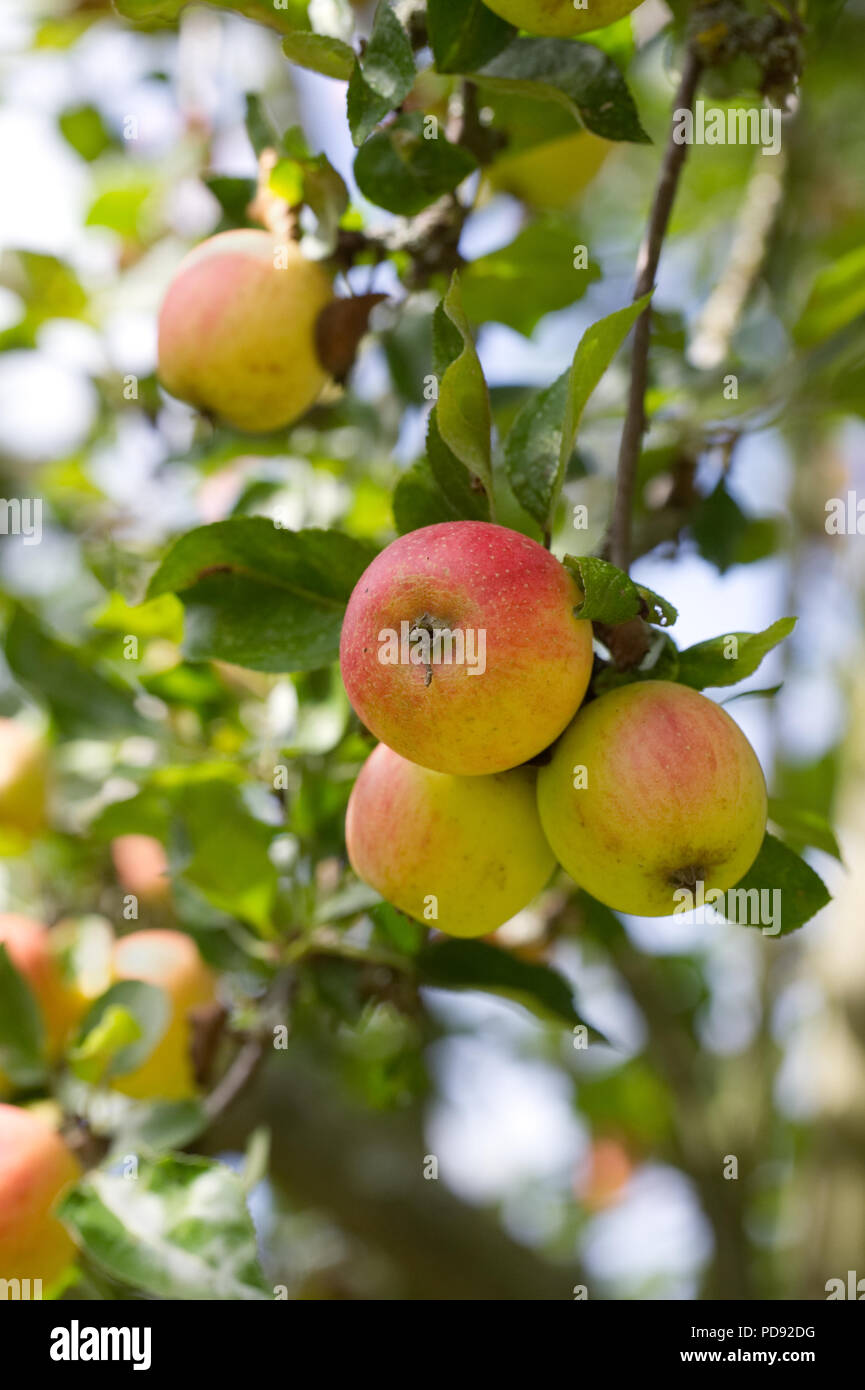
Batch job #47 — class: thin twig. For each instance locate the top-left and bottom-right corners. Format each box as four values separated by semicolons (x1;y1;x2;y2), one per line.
204;1037;266;1123
608;47;703;574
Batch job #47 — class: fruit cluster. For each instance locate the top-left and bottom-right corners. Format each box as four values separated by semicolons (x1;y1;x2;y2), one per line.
340;521;768;934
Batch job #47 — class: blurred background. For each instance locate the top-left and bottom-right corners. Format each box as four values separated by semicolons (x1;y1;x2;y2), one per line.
1;0;864;1299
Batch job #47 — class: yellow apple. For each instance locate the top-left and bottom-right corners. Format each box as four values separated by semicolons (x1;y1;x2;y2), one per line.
0;718;48;850
537;680;767;916
482;0;641;38
486;130;612;209
346;742;556;937
157;229;334;432
0;1103;80;1286
110;930;217;1101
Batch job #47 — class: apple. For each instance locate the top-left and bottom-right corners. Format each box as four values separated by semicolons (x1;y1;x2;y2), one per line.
0;718;48;849
111;834;171;903
339;521;594;775
157;229;334;432
481;0;641;37
0;916;79;1070
486;130;611;210
110;929;217;1101
537;680;767;916
0;1103;80;1286
346;742;556;937
574;1136;633;1210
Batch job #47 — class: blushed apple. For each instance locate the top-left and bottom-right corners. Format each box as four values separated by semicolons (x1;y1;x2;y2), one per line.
111;930;216;1101
157;229;334;432
537;680;767;916
111;834;171;903
0;1103;80;1285
346;742;556;937
339;521;594;776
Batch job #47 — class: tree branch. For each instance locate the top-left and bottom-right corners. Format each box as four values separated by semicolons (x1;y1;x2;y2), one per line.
608;48;703;575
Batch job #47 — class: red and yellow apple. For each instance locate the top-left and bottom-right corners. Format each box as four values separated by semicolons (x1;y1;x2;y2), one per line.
481;0;641;37
0;1104;80;1285
0;718;48;849
575;1136;634;1211
111;834;171;903
346;742;556;937
110;929;216;1101
339;522;594;775
157;229;334;432
537;680;767;916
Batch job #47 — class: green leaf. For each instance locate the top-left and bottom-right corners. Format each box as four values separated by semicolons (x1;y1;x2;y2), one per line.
426;411;491;520
460;217;600;336
504;371;570;530
563;555;678;627
417;938;604;1037
794;244;865;347
147;519;377;672
371;902;426;955
201;176;256;228
722;685;783;705
690;480;746;573
74;981;170;1079
245;92;280;156
59;1155;270;1301
393;459;470;534
523;294;649;534
172;780;279;935
68;1004;144;1085
727;833;830;937
5;607;148;737
690;481;782;573
768;798;843;862
563;292;651;487
0;944;47;1088
473;37;650;144
676;617;796;690
86;182;151;238
58;104;113;161
354;113;477;215
346;1;415;146
427;0;516;73
433;273;493;494
113;1099;209;1154
282;30;355;81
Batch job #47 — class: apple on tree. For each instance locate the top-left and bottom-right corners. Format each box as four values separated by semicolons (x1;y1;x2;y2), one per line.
110;929;217;1101
0;1103;80;1286
346;743;556;938
537;680;768;917
157;229;334;433
481;0;642;38
340;521;594;776
111;834;171;904
0;717;48;850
